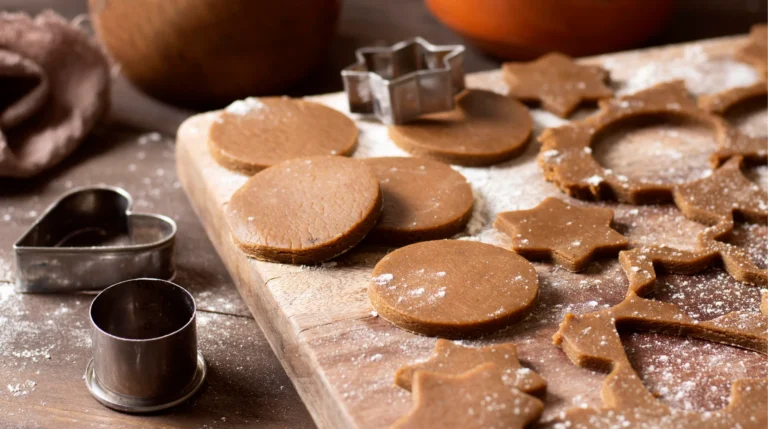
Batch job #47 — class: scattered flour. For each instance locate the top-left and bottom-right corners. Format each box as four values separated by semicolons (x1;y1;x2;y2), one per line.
372;274;394;285
585;175;604;186
225;97;266;116
614;45;760;96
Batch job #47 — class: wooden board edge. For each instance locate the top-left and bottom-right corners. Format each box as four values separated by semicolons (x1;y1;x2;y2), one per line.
174;32;757;429
175;130;357;429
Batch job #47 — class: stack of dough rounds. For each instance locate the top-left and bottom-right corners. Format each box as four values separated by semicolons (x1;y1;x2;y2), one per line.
388;89;533;166
225;156;381;264
221;99;489;267
362;157;474;245
208;97;358;175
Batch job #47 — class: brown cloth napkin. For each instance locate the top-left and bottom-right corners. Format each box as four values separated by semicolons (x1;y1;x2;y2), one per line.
0;11;109;178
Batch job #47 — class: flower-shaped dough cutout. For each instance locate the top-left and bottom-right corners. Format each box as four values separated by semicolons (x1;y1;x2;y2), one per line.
538;81;755;204
698;81;767;166
736;24;767;75
494;197;628;272
552;292;768;429
392;363;543;429
502;52;613;117
394;339;546;396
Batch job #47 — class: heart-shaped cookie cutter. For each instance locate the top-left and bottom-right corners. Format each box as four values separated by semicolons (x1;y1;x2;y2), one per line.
342;37;465;125
13;186;176;293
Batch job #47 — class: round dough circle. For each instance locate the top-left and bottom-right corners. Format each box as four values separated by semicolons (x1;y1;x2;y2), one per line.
369;240;539;337
388;89;532;166
226;156;381;264
209;97;358;175
362;157;474;245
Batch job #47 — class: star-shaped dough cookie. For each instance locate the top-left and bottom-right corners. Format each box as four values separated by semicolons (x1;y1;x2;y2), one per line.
736;24;767;75
394;339;547;396
673;156;767;226
392;363;543;429
502;52;613;117
494;197;628;271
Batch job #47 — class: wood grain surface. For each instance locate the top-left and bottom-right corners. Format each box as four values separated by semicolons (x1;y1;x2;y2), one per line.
176;36;768;428
0;127;314;428
0;2;764;428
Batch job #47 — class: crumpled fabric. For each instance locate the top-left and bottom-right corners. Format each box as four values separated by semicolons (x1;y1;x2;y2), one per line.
0;11;109;178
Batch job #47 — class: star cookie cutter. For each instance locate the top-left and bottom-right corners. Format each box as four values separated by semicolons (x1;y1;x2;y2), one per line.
341;37;465;125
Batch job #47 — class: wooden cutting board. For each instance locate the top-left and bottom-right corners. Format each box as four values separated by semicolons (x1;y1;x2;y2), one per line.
176;35;767;429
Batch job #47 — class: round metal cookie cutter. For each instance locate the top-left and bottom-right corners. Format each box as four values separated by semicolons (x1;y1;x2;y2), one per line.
85;278;206;413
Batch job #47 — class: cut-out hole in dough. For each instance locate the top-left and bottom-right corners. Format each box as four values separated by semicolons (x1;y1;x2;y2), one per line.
723;94;767;139
615;204;705;252
592;114;716;185
724;222;768;270
745;164;768;193
622;332;768;412
646;270;762;320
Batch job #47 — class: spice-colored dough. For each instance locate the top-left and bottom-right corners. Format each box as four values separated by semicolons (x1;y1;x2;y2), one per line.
225;156;381;264
735;24;767;75
208;97;358;175
369;240;538;338
392;363;543;429
673;156;767;226
619;246;723;297
620;156;768;291
552;292;767;429
553;222;768;429
502;52;614;118
394;339;546;397
698;81;768;166
362;157;473;245
538;81;755;204
494;197;628;272
388;89;532;167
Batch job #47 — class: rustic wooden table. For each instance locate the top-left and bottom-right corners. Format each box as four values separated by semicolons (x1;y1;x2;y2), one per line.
0;1;763;428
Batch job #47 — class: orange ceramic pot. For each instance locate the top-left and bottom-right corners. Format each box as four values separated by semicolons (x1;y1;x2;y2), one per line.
89;0;340;108
426;0;674;59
